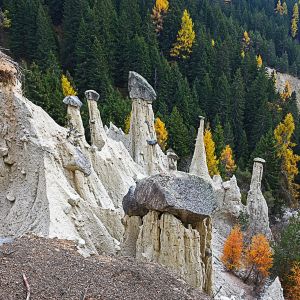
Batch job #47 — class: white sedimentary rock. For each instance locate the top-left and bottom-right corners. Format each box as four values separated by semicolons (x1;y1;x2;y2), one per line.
261;277;285;300
128;71;168;175
0;52;143;255
85;90;107;151
189;116;211;181
123;211;213;295
247;158;272;239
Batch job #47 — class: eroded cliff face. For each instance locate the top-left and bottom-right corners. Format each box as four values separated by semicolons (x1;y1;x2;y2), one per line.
122;212;213;295
0;54;144;256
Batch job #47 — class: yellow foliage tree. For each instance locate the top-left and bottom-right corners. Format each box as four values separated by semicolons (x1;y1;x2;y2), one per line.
243;31;250;46
151;0;169;34
291;4;299;38
155;117;168;151
283;2;288;15
280;81;292;100
241;50;245;59
204;128;219;176
220;145;237;178
256;54;263;68
211;39;215;47
276;0;284;15
124;112;131;134
274;113;300;204
221;226;244;271
61;74;77;97
287;262;300;300
0;9;11;28
245;234;273;283
170;9;196;59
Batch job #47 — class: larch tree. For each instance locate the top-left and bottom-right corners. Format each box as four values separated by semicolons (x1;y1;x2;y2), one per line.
256;55;263;68
170;9;196;59
283;1;288;15
242;31;250;52
291;4;299;38
245;234;273;283
287;262;300;300
61;74;77;96
220;145;237;179
151;0;169;34
276;0;284;15
281;81;292;101
274;113;300;205
221;225;244;271
124;112;131;134
204;127;219;176
155;117;168;151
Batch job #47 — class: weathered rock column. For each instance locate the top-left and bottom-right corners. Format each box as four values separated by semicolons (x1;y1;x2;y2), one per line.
166;148;179;171
189;116;211;181
128;71;160;175
63;96;85;140
247;158;272;239
85;90;107;151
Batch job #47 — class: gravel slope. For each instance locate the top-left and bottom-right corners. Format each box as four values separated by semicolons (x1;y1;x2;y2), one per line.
0;236;210;300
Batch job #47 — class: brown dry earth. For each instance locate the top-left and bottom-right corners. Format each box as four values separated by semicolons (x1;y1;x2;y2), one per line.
0;236;210;300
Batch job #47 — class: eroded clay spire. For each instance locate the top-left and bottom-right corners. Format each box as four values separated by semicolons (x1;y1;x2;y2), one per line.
189;116;211;181
128;71;163;175
85;90;107;151
247;158;272;239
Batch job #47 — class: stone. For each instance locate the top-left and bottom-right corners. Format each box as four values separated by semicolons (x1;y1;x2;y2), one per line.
123;211;213;294
189;116;211;181
63;96;83;108
128;71;156;101
261;277;284;300
6;193;15;202
85;90;100;102
63;147;91;176
166;148;179;171
68;196;81;207
0;147;8;157
246;158;272;239
123;172;217;223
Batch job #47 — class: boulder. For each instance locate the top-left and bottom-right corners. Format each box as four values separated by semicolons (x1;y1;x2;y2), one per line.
128;71;156;101
123;172;217;223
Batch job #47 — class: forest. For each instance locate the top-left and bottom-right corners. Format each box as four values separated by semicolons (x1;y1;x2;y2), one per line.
1;0;300;209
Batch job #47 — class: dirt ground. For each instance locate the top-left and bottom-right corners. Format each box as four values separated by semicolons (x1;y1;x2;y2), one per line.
0;235;210;300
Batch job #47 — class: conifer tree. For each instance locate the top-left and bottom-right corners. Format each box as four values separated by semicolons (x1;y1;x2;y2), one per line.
124;113;131;134
291;4;299;38
151;0;169;34
221;226;243;271
61;75;77;96
274;113;300;205
155;117;168;151
245;234;273;283
204;127;219;176
213;119;225;157
168;107;191;158
170;9;195;59
287;263;300;300
256;55;263;68
220;145;237;178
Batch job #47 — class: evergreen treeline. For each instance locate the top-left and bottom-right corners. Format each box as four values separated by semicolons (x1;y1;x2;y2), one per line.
1;0;300;213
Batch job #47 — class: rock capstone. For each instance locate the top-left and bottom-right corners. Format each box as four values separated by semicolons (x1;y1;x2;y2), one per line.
128;71;157;101
63;96;83;108
123;172;217;223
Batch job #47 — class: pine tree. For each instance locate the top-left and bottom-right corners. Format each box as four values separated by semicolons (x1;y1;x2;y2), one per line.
168;107;191;158
204;127;219;176
35;3;57;70
170;9;196;59
231;69;246;159
213;119;225;157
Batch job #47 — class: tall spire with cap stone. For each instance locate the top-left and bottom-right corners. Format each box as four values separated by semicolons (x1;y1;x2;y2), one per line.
247;158;272;239
85;90;107;151
189;116;211;181
128;71;167;175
